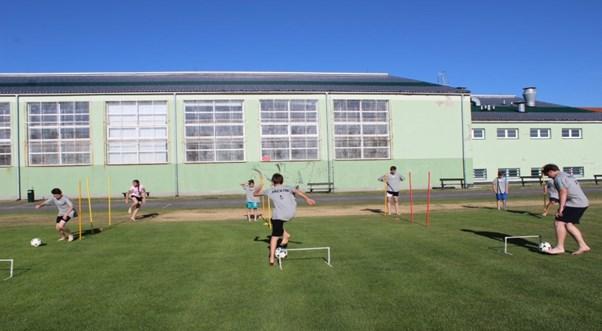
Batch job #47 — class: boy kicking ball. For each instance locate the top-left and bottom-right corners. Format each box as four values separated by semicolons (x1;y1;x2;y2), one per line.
126;179;146;221
35;188;77;242
241;179;259;222
254;173;316;266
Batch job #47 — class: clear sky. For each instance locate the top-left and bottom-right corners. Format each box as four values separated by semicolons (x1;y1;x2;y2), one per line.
1;0;600;106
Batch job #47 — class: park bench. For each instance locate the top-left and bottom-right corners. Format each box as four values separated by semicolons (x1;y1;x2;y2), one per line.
307;182;334;193
595;174;602;185
519;175;543;187
439;178;465;189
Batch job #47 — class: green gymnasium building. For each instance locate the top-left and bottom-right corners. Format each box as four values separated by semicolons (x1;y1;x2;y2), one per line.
0;72;598;200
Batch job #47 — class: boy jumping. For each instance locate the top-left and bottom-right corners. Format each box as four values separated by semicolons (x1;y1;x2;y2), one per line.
542;178;559;216
126;179;146;221
241;179;259;222
35;188;76;242
255;173;316;266
378;166;405;215
492;171;509;210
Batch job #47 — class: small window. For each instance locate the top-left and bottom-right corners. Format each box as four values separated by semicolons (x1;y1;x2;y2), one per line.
530;128;551;139
561;128;582;139
531;168;542;177
473;168;487;181
472;128;485;140
498;168;520;178
0;103;10;166
563;166;584;178
497;128;518;139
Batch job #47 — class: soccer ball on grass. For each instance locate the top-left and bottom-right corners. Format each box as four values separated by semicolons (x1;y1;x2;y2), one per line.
275;247;288;259
30;238;43;247
538;241;552;253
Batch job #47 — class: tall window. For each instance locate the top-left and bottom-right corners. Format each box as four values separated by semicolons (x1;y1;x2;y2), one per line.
260;99;318;161
498;168;520;178
563;166;584;178
185;100;244;162
334;99;389;159
28;102;90;165
530;128;551;139
472;128;485;140
107;101;168;164
496;128;518;139
0;103;10;166
473;168;487;181
561;128;582;139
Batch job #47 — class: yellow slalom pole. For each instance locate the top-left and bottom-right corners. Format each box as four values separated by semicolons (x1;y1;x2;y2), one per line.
86;177;94;229
108;176;112;226
383;174;389;215
78;180;83;240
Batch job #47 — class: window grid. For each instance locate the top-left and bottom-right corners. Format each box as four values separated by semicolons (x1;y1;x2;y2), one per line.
563;166;584;178
498;168;520;178
529;128;551;139
0;103;10;166
334;99;390;160
106;101;168;164
473;168;487;181
496;128;519;139
184;100;245;163
27;102;91;166
472;128;485;140
260;99;319;161
561;128;582;139
531;168;542;177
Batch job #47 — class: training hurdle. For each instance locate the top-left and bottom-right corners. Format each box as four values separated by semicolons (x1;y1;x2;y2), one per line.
1;259;14;280
277;247;333;271
504;235;541;255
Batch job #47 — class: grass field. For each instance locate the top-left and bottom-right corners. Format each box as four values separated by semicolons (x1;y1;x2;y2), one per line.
1;204;601;330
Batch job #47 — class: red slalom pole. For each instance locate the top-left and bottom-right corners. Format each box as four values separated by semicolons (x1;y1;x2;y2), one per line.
409;172;414;223
426;171;431;226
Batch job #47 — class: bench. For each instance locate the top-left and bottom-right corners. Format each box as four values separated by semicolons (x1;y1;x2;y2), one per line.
519;176;543;187
595;175;602;185
307;182;334;193
439;178;465;189
122;192;151;198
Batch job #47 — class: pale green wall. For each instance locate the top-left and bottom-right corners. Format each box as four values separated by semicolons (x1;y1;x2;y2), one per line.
0;93;471;199
471;121;602;182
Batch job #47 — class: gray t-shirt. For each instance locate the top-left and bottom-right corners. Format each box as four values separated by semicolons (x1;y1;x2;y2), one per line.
264;185;297;221
546;179;559;199
554;172;589;208
378;172;405;192
493;177;508;194
44;196;76;217
243;185;259;203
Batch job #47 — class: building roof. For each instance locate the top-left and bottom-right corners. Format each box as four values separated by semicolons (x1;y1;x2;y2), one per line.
0;71;468;95
471;94;602;121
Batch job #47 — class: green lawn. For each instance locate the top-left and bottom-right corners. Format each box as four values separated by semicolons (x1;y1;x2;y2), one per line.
0;206;601;330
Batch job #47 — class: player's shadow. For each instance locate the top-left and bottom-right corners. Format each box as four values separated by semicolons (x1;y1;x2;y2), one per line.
361;208;385;214
460;229;540;253
505;209;543;219
253;236;303;245
75;227;103;239
137;212;159;220
462;205;498;210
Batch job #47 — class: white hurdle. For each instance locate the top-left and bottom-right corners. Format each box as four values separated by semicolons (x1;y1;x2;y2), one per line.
278;247;332;271
504;235;541;255
1;259;14;280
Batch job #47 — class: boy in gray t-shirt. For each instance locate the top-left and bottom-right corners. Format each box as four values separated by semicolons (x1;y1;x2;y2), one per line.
35;188;77;242
377;166;405;216
542;164;590;255
254;173;315;266
542;179;559;216
491;171;509;210
241;179;260;222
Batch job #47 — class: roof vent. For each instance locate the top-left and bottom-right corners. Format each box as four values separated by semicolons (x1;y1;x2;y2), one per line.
515;101;526;113
523;87;536;107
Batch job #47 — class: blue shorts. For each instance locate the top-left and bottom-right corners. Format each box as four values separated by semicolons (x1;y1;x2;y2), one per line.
496;193;508;201
246;201;259;209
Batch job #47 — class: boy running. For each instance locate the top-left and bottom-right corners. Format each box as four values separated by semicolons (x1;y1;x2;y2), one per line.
254;173;316;266
542;164;591;255
35;188;76;242
126;179;146;221
542;178;559;216
241;179;259;222
378;166;405;215
492;171;509;210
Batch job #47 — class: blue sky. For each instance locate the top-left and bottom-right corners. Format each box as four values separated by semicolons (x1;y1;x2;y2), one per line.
1;0;600;106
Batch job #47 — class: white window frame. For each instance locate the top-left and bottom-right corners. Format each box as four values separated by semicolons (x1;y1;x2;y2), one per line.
0;103;10;166
106;101;168;165
561;128;582;139
27;101;91;166
529;128;551;139
496;128;519;140
563;166;584;178
260;99;319;161
473;168;488;181
471;128;486;140
498;168;520;178
184;100;245;163
333;99;390;160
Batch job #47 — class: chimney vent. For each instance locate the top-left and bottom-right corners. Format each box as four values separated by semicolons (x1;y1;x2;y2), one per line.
523;87;537;107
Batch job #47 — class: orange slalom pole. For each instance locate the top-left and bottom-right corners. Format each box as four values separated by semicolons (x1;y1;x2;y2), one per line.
426;171;432;226
409;172;414;224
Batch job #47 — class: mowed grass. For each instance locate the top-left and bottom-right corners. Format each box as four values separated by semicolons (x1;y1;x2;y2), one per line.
0;206;601;331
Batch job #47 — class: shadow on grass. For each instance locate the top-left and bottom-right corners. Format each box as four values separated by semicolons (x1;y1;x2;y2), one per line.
461;229;540;253
361;208;385;215
253;235;302;245
462;205;543;219
138;212;159;220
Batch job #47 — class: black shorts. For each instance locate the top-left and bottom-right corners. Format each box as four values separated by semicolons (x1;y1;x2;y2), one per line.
556;207;588;224
387;191;400;197
131;196;142;208
56;216;71;223
549;197;560;203
271;219;286;237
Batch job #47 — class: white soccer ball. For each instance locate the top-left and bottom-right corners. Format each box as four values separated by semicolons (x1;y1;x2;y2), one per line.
539;241;552;253
275;247;288;259
30;238;42;247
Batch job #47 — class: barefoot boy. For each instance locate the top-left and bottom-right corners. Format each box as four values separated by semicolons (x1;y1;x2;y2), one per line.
254;173;315;266
35;188;76;242
542;164;591;255
126;179;146;221
542;178;559;216
241;179;259;222
492;171;509;210
378;166;405;215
